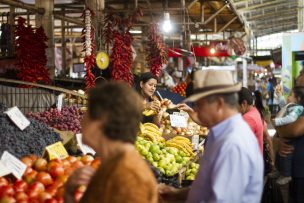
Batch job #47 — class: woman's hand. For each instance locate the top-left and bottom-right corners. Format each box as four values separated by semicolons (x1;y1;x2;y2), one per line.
64;166;95;203
277;138;294;157
146;100;161;113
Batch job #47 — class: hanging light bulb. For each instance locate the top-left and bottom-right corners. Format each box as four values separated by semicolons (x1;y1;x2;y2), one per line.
162;12;172;33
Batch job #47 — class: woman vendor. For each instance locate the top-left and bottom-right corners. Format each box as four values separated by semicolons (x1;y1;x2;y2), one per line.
136;72;162;125
64;82;158;203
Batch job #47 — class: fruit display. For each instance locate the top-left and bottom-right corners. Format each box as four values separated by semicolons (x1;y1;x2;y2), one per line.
0;103;61;158
135;137;191;177
171;82;187;97
185;162;199;181
62;90;87;106
27;106;84;133
0;155;101;203
161;111;208;137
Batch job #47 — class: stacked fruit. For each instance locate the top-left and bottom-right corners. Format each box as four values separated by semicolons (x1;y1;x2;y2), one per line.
135;137;191;177
0;155;100;203
138;123;165;143
185;162;199;181
171;82;187;97
166;136;194;157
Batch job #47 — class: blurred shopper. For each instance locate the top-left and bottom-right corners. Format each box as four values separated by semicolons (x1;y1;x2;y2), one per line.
159;70;263;203
64;82;158;203
273;84;286;109
238;87;264;153
254;90;275;176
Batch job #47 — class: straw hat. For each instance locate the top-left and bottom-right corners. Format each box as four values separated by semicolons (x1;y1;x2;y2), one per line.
184;70;242;102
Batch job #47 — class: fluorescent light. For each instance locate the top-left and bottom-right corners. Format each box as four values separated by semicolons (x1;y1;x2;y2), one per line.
130;30;142;34
162;12;172;33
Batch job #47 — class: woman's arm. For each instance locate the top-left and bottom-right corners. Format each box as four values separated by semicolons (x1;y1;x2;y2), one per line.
275;116;304;138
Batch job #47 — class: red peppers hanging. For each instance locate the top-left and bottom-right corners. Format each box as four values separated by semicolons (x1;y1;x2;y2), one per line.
146;23;168;77
15;17;50;84
82;7;96;91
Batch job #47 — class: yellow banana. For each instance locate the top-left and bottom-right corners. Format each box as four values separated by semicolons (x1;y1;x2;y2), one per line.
143;109;156;116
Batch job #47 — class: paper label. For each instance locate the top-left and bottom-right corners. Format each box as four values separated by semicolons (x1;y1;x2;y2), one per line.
5;106;30;131
0;162;12;177
191;135;200;151
45;142;69;160
173;111;189;119
170;114;187;128
76;134;96;155
57;94;64;111
1;151;27;179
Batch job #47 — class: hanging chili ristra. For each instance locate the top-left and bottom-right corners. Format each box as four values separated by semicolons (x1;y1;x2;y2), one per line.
146;23;167;77
82;7;96;91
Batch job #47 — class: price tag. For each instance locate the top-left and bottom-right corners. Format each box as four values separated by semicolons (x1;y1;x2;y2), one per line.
5;106;30;131
1;151;27;179
0;162;11;177
191;135;200;151
173;111;189;119
76;134;96;155
45;142;69;160
57;94;64;111
170;114;187;128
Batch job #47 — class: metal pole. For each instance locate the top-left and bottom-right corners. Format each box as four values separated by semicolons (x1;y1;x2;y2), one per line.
61;8;66;76
0;0;45;14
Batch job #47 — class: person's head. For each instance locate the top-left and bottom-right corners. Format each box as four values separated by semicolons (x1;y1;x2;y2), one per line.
238;87;254;114
292;87;304;106
82;82;143;154
137;72;158;99
184;70;241;128
254;90;265;119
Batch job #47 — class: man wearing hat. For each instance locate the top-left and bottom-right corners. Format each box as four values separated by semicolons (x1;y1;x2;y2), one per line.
159;70;263;203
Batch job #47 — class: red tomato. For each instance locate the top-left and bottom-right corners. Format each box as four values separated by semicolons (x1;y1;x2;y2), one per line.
0;196;16;203
61;160;71;169
45;185;58;196
28;155;37;162
38;192;52;202
90;159;101;170
0;178;9;187
20;157;33;168
55;197;63;203
55;175;67;185
72;161;84;170
48;165;64;179
14;192;28;202
81;155;94;165
36;172;53;186
66;156;77;164
0;185;14;198
23;170;37;185
13;180;28;192
45;198;58;203
28;182;45;194
33;158;47;172
54;187;64;198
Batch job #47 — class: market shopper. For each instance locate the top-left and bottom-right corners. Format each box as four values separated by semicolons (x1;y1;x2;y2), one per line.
64;82;158;203
136;72;162;124
238;87;264;153
159;70;264;203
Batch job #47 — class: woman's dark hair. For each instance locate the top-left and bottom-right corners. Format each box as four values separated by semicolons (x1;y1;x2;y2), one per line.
238;87;254;105
135;72;158;93
254;90;265;120
88;82;143;143
293;86;304;106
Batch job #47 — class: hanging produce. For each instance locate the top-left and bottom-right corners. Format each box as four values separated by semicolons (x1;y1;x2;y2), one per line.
82;7;96;90
102;9;143;86
15;17;50;84
146;23;167;77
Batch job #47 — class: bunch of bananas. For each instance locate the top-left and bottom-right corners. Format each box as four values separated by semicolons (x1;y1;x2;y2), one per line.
142;109;156;116
138;123;165;143
166;136;194;157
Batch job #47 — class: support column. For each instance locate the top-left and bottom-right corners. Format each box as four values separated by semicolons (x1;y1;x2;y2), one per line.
299;0;304;32
87;0;103;51
8;6;15;57
61;8;66;76
35;0;55;79
243;58;248;87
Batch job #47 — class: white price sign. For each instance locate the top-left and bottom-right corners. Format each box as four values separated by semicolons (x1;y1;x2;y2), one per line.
76;134;96;155
1;151;27;180
5;106;30;131
170;114;187;128
57;94;64;111
191;135;200;151
173;111;189;119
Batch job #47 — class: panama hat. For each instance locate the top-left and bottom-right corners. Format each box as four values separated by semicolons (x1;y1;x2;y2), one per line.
184;69;242;102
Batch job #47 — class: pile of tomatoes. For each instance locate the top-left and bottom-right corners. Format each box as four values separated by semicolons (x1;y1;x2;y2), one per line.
0;155;100;203
172;82;187;97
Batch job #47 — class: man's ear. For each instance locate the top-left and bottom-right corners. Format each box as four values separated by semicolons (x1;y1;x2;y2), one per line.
140;81;143;89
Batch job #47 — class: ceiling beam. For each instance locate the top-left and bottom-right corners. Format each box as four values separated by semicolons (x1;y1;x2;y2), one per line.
250;15;297;25
218;16;238;33
203;4;227;25
53;14;84;26
0;0;45;14
238;0;296;13
247;10;296;21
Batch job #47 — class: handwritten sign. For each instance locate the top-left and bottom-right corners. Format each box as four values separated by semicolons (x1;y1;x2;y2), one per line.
45;142;69;160
170;114;187;128
1;151;27;179
5;106;30;131
173;111;189;119
191;135;200;151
